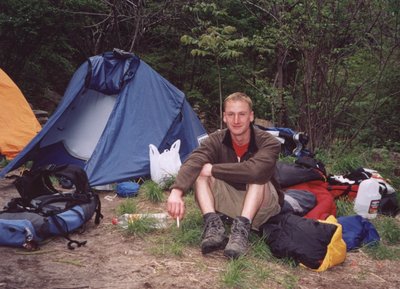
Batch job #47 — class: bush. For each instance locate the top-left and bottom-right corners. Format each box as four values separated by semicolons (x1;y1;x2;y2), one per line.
139;180;165;203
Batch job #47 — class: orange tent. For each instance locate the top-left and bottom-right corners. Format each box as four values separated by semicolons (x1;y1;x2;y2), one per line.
0;69;41;160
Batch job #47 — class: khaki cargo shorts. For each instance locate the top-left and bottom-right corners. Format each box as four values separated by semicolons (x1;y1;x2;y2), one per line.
211;179;281;230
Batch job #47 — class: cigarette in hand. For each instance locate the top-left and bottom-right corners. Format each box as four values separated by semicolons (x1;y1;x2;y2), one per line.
176;217;180;228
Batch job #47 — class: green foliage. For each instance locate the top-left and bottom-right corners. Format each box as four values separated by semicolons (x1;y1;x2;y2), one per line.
125;216;157;237
248;235;273;260
314;145;365;175
147;194;202;257
278;274;299;289
1;0;399;146
0;0;105;105
220;257;250;288
220;239;299;289
171;203;203;246
139;180;165;203
115;198;137;216
363;243;400;261
180;1;252;129
316;145;398;180
316;145;400;201
0;156;8;168
150;237;185;257
335;198;356;217
372;216;400;245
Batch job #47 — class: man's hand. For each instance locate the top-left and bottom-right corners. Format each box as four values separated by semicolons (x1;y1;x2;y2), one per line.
167;188;185;220
199;163;213;177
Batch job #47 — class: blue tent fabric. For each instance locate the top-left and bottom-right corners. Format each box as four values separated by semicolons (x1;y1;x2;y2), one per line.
337;215;380;251
0;50;207;186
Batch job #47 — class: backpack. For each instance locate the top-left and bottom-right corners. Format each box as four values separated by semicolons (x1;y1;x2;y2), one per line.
275;157;326;189
0;164;103;250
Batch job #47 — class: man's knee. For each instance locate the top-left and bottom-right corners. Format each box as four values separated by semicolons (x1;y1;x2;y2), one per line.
195;175;215;187
196;175;209;184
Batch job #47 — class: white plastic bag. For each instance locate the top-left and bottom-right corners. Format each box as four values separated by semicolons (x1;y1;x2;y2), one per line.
149;139;182;186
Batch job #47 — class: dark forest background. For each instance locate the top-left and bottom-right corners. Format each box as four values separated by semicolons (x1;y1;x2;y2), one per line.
1;0;399;153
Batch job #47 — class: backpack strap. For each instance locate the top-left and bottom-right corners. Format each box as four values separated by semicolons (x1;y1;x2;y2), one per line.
93;194;103;225
45;164;90;194
13;166;59;205
33;193;91;213
49;209;87;250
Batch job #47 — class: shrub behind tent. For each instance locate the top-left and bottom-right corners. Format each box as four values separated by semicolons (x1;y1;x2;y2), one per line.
0;49;207;186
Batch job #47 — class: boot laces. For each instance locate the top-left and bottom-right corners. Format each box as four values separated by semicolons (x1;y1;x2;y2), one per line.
202;217;223;239
230;220;249;245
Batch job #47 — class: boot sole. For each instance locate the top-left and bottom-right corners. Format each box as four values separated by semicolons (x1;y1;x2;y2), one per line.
201;238;228;255
223;246;249;259
223;248;243;259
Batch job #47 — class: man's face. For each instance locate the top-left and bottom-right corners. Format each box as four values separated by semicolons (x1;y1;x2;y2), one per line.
223;100;254;138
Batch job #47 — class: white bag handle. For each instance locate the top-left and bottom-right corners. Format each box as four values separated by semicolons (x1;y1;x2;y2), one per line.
170;139;181;152
149;144;160;157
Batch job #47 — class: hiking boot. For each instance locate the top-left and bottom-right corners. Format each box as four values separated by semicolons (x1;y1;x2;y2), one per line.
224;216;251;259
201;213;228;254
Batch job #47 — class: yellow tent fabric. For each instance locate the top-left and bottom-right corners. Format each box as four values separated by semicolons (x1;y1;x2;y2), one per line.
0;69;41;160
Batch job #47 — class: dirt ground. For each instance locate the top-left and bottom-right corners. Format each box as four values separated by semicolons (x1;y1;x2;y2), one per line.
1;176;400;289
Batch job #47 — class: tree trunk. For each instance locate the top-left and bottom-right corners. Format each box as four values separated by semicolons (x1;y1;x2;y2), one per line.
217;59;223;129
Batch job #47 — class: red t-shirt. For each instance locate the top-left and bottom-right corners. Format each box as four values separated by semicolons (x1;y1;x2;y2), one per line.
232;141;249;159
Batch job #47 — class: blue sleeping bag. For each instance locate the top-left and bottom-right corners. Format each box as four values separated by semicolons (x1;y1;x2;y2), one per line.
337;215;380;251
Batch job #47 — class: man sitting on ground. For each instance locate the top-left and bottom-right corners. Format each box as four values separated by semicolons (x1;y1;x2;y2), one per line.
167;92;283;258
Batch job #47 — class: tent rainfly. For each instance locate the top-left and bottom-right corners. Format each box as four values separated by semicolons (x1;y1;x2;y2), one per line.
0;49;207;186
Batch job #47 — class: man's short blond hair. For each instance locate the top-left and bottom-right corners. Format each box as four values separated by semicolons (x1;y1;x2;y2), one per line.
224;92;253;111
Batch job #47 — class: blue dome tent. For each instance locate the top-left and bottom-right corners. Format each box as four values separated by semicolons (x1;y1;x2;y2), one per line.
0;49;207;186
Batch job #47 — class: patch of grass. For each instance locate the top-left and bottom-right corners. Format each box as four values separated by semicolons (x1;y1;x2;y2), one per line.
220;257;250;288
278;155;296;163
275;256;298;268
139;180;165;203
357;215;400;261
324;148;365;175
372;216;400;245
363;243;400;261
219;233;300;289
125;216;158;237
249;234;274;261
115;198;137;215
159;176;176;190
316;146;399;189
365;148;397;180
220;254;294;289
172;207;203;246
277;273;299;289
149;236;184;257
252;265;272;284
147;194;202;257
335;197;356;217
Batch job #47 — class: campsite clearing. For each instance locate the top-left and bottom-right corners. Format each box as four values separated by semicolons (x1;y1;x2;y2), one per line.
0;176;400;289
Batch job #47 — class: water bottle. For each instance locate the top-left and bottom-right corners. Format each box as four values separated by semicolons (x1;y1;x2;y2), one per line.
354;178;382;219
112;213;168;229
